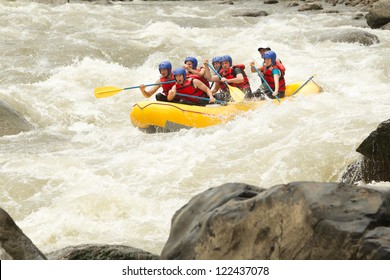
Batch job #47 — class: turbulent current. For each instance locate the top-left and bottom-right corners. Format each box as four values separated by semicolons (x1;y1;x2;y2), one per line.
0;0;389;255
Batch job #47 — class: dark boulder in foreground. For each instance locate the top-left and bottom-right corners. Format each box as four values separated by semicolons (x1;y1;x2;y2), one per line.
342;119;390;184
0;208;46;260
161;182;390;259
47;244;160;260
0;100;32;137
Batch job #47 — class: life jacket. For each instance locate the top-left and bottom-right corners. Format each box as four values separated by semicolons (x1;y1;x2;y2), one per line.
160;74;175;96
188;68;210;88
219;64;251;92
263;64;286;92
276;59;286;76
175;78;207;103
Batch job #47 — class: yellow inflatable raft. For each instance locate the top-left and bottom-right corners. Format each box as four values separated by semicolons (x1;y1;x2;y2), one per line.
130;80;322;132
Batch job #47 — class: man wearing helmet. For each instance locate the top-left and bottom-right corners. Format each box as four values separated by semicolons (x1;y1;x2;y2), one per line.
139;61;178;102
183;56;210;88
257;47;271;59
203;55;252;101
210;56;223;94
167;67;216;105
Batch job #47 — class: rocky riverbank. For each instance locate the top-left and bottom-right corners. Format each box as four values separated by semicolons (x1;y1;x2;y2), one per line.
1;119;389;259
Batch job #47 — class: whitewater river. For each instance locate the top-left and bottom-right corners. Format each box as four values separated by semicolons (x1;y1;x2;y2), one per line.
1;0;389;255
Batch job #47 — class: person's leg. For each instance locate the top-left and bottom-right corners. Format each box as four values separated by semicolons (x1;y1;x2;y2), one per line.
155;93;168;102
213;92;231;102
244;88;254;100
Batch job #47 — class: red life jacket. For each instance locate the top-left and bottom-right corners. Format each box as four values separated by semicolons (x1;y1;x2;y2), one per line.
175;78;207;103
188;68;210;88
160;74;175;96
219;64;251;92
276;60;286;76
264;64;286;92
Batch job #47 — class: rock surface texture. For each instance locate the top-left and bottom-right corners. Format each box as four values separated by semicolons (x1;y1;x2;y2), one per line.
0;208;46;260
161;182;390;259
342;119;390;184
0;100;32;137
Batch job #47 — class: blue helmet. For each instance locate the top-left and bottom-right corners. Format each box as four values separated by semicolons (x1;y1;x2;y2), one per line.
184;56;198;69
212;56;222;64
220;55;232;67
158;61;172;74
263;51;276;65
173;67;186;80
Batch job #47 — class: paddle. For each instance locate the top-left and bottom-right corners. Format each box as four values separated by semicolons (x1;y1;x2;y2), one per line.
175;93;226;105
252;65;280;103
94;81;174;99
291;74;317;96
206;62;245;103
209;66;221;90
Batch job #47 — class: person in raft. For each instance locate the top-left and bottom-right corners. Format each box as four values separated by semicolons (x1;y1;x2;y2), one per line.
139;61;178;102
210;56;223;94
250;47;286;98
167;67;216;106
203;55;253;101
183;56;210;88
257;50;286;99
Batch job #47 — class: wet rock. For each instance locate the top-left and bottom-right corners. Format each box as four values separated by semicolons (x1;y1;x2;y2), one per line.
218;1;234;5
287;1;300;7
0;208;46;260
325;0;380;6
298;2;324;11
233;11;269;17
357;227;390;259
353;13;365;19
0;100;32;137
161;182;390;259
318;29;380;45
47;244;159;260
342;119;390;184
366;0;390;29
382;22;390;30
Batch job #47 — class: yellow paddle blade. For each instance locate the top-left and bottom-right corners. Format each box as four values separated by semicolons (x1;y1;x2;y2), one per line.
228;85;245;103
94;86;124;98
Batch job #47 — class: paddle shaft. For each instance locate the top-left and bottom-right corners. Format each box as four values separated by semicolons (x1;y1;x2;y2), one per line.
206;62;245;103
252;66;280;102
124;80;175;91
95;80;175;97
176;93;226;105
207;62;230;89
209;66;221;89
291;75;316;96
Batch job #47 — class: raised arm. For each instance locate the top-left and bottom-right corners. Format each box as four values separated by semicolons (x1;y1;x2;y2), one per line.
139;79;161;98
203;59;221;82
193;79;216;103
